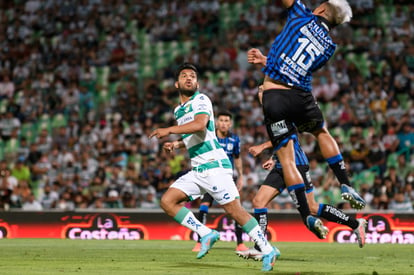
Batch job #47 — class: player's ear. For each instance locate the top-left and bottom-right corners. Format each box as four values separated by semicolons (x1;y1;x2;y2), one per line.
174;81;179;89
196;83;199;90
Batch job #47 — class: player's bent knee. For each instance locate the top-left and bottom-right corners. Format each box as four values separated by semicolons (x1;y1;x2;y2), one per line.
222;200;242;216
159;197;170;212
252;197;267;209
160;195;180;212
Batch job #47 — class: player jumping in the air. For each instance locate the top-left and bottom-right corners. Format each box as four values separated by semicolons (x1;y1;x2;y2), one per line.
247;0;366;212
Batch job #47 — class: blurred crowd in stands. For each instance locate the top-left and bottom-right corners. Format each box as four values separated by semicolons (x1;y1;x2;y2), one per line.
0;0;413;212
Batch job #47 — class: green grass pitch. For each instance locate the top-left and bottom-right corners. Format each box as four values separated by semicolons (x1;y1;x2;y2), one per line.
0;239;412;274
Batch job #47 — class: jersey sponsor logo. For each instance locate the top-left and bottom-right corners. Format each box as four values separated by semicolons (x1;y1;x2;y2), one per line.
279;21;331;81
281;53;307;78
270;120;288;136
178;114;194;125
300;24;326;53
182;116;193;123
196;104;208;111
305;21;332;49
280;56;302;83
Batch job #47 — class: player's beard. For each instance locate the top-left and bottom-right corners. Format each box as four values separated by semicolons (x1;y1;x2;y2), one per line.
178;85;197;97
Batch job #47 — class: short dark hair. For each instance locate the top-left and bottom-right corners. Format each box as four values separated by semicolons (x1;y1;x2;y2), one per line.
175;62;199;80
216;110;233;119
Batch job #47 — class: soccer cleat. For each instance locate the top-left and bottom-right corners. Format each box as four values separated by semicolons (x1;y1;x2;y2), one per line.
196;230;220;259
236;247;264;261
306;216;329;239
192;242;201;252
235;243;249;252
237;247;280;262
261;247;280;272
354;218;367;248
341;184;366;210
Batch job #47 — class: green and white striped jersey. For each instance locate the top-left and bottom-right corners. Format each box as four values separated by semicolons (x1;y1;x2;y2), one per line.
173;91;232;171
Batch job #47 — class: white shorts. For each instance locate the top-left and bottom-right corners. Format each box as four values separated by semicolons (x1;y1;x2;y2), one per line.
170;168;239;205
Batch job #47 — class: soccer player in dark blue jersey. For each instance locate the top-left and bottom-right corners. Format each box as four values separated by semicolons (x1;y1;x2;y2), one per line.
193;110;248;252
247;0;366;212
236;136;367;260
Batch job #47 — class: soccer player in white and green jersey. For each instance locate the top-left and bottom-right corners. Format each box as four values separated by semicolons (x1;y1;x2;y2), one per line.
149;63;278;271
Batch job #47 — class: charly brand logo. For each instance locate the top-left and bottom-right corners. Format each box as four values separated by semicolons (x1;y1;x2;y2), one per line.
331;214;414;244
189;214;276;242
63;213;147;240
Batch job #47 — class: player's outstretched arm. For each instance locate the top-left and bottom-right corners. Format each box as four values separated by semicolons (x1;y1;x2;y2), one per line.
150;114;209;139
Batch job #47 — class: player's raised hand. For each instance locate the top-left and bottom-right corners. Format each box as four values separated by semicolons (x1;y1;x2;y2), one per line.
247;48;266;65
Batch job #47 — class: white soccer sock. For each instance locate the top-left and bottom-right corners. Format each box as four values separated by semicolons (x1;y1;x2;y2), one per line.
242;218;273;254
173;207;212;237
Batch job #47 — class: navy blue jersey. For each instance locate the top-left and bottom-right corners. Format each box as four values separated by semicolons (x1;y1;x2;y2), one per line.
273;134;308;168
263;0;336;92
217;132;240;169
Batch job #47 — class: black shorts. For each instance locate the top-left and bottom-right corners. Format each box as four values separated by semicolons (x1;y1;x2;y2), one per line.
262;165;313;193
262;89;324;149
201;192;214;204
